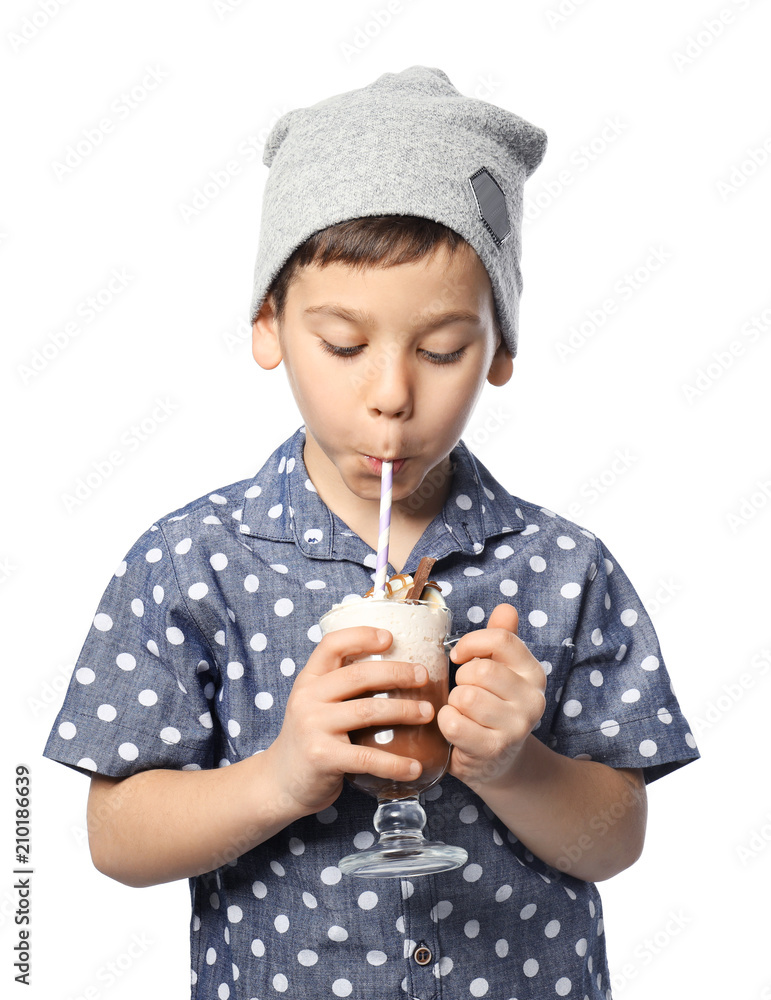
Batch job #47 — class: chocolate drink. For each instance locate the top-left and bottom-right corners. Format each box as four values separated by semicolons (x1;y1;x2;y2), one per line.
348;673;451;799
318;594;452;801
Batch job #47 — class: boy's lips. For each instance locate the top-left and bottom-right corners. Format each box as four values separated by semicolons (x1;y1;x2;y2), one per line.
364;455;407;476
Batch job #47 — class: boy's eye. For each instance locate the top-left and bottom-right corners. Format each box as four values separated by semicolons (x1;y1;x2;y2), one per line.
420;348;466;365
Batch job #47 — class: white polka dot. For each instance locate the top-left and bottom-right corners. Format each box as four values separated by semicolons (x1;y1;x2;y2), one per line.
463;863;483;882
434;956;454;977
590;670;604;687
556;977;572;996
529;610;547;627
274;598;293;617
118;742;138;761
273;973;288;993
224;661;243;680
467;606;485;624
166;627;184;645
456;494;472;510
430;900;452;921
641;655;660;671
470;978;489;996
494;544;514;559
530;556;546;573
114;560;127;577
563;700;582;718
297;949;318;966
575;937;587;956
210;553;228;571
545;919;560;938
615;644;627;661
685;732;697;748
459;804;478;823
203;515;221;525
622;688;641;703
205;947;216;965
288;837;305;855
464;566;484;577
199;712;213;728
145;548;162;563
58;721;76;740
464;919;480;938
560;582;581;599
358;891;378;910
268;504;283;518
245;483;261;499
316;805;338;824
77;758;97;770
252;881;267;898
250;938;265;957
97;704;116;722
274;914;289;933
254;691;274;710
138;689;157;706
557;535;576;549
153;585;164;604
600;720;620;737
227;719;240;737
499;578;518;596
76;667;95;685
175;537;192;554
129;599;143;618
591;628;603;646
366;950;387;966
302;892;317;908
401;880;414;899
520;903;537;920
328;925;348;941
495;884;512;901
94;613;113;631
188;583;208;600
620;609;638;626
321;866;342;885
227;905;242;923
332;979;353;997
116;653;136;671
244;574;259;593
639;739;658;757
495;938;509;957
658;707;673;724
353;831;375;849
147;639;159;656
250;633;267;651
270;861;285;877
280;658;296;676
160;727;181;744
217;984;229;1000
523;958;539;977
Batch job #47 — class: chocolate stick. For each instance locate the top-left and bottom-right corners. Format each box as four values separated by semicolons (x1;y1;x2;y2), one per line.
405;556;437;601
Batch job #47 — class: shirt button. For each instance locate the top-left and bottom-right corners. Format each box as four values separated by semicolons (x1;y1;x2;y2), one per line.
414;945;432;966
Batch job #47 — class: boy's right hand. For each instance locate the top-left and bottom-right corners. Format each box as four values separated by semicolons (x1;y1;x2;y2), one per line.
265;626;433;817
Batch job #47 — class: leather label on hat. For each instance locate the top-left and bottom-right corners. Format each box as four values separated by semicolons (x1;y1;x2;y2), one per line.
469;167;510;246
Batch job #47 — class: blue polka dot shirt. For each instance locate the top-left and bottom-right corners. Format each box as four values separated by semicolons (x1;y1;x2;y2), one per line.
44;426;699;1000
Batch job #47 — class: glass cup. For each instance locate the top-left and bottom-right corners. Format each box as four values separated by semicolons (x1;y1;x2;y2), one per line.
319;598;468;877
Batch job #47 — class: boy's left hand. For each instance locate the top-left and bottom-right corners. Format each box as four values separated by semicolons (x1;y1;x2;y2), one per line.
437;604;547;790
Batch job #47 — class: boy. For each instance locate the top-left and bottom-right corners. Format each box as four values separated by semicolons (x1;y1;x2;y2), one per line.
44;66;699;999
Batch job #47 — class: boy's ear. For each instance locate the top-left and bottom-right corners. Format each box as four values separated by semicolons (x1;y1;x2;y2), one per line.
251;296;284;370
486;334;513;387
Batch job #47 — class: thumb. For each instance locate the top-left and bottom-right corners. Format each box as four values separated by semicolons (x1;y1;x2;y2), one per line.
487;603;519;635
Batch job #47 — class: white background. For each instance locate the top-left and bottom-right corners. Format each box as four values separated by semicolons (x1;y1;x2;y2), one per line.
2;0;769;997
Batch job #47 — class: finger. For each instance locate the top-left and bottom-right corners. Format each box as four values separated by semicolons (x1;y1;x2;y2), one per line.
321;659;429;702
305;626;394;676
344;744;423;783
448;681;513;731
453;657;520;702
333;694;435;733
437;704;499;757
487;603;519;634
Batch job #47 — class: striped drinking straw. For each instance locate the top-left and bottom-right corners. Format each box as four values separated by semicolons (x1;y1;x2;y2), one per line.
373;461;393;598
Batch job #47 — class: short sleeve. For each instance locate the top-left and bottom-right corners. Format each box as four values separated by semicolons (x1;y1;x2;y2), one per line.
550;538;700;782
43;523;220;777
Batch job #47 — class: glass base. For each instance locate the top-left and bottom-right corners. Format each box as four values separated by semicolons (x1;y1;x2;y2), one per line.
339;796;468;878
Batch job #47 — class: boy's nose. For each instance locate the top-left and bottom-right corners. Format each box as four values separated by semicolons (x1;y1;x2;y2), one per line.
361;347;414;420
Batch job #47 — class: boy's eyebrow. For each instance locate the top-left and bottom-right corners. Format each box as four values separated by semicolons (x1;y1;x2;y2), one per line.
303;304;483;332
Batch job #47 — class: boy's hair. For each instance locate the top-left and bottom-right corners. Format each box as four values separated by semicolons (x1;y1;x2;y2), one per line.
264;215;466;327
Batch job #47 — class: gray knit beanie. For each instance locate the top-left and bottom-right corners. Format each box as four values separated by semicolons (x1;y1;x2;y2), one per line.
249;66;547;357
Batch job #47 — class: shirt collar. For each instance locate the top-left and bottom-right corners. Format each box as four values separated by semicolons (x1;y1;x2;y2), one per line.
240;427;525;569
